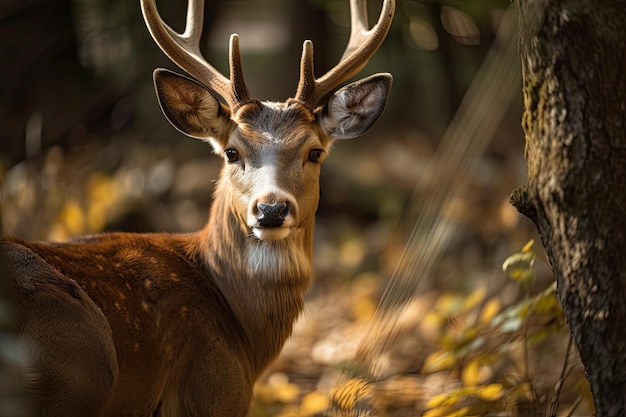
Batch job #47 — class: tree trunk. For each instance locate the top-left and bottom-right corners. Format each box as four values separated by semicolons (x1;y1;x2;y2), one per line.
511;1;626;415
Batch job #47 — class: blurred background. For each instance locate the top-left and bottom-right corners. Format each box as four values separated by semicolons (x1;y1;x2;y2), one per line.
0;0;593;415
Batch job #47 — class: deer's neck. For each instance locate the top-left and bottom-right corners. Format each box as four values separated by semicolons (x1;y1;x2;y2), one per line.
198;191;313;375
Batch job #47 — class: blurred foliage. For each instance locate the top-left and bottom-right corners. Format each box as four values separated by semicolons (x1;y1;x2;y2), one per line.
250;243;593;416
0;0;515;164
421;241;582;417
0;0;591;416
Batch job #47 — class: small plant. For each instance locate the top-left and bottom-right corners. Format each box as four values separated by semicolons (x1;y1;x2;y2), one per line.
422;240;591;417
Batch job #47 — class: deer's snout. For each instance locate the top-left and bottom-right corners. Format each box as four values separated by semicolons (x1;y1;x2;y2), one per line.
256;202;289;227
248;193;298;241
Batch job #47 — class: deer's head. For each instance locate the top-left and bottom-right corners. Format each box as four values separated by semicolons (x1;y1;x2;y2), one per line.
141;0;394;241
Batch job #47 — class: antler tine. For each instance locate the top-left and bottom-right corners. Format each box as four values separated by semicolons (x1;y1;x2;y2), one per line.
141;0;251;110
343;0;370;61
294;0;395;108
228;34;252;106
182;0;204;43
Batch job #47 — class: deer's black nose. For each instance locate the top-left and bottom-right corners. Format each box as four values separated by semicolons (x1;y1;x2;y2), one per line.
257;202;289;227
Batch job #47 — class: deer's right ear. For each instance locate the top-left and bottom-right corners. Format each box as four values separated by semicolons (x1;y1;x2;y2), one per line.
153;69;234;153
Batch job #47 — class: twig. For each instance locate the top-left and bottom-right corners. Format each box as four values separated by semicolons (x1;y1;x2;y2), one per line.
547;333;574;417
563;395;583;417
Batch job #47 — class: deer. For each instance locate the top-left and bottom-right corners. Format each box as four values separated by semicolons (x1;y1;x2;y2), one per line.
3;0;394;415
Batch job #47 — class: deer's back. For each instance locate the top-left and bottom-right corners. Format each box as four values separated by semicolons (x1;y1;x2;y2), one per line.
4;233;253;416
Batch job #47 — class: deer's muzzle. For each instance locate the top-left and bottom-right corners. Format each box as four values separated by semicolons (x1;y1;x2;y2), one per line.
248;192;298;241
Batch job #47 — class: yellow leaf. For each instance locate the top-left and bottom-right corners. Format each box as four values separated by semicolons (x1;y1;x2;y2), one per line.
533;290;560;314
86;173;120;233
275;383;299;403
462;288;486;312
264;372;299;403
422;351;456;373
300;391;329;415
87;173;117;204
475;384;503;401
88;204;107;233
462;359;481;386
57;199;85;236
447;406;473;417
522;239;535;252
423;310;445;328
426;392;460;409
351;296;376;322
479;298;500;324
502;250;536;286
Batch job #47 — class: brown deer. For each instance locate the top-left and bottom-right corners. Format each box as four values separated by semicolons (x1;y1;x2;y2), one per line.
3;0;394;415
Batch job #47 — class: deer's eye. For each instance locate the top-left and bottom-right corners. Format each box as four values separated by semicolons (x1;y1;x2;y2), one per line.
308;149;323;163
225;149;239;163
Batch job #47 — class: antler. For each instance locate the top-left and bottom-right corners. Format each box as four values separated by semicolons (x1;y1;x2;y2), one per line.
294;0;395;109
140;0;252;110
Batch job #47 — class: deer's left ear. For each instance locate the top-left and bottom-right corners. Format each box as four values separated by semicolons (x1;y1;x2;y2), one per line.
317;73;392;140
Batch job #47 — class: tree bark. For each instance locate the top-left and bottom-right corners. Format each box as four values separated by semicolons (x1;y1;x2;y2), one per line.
511;1;626;415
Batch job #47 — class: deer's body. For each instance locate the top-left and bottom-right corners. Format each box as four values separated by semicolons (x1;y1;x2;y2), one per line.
5;0;394;415
11;232;254;415
9;229;298;415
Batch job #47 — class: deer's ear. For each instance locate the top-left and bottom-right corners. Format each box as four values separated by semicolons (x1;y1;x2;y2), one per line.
153;69;234;152
317;73;392;140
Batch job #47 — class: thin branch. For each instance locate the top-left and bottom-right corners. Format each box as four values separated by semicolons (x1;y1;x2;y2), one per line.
547;333;574;417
